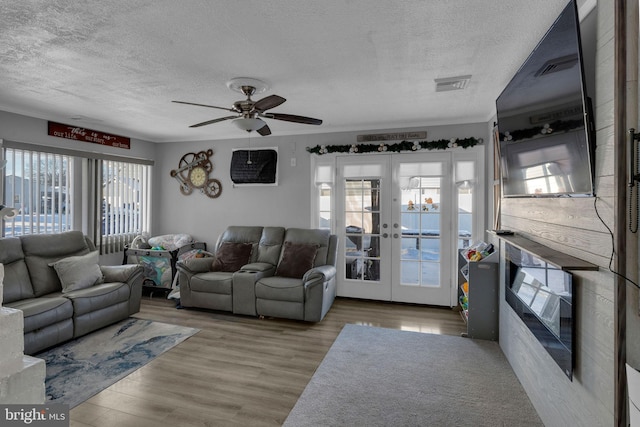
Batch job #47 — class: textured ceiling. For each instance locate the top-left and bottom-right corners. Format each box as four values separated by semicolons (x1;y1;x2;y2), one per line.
0;0;591;143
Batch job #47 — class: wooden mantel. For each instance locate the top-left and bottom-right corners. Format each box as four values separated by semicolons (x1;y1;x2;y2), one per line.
490;232;599;271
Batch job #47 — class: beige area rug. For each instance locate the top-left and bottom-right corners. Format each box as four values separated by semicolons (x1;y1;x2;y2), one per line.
284;324;542;427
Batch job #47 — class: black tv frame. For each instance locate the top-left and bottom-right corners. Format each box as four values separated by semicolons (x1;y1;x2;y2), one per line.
496;0;596;198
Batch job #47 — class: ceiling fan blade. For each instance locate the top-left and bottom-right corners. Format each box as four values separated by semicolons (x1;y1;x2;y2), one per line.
173;100;236;113
256;123;272;136
189;115;238;128
264;113;322;125
253;95;286;112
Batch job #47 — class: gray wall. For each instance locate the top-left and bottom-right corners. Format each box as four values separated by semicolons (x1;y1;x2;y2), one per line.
0;110;158;265
0;109;487;261
497;2;616;426
0;3;624;422
0;111;157;161
153;122;488;247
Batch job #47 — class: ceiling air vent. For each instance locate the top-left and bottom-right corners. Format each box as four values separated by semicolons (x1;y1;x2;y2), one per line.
535;54;578;76
435;75;471;92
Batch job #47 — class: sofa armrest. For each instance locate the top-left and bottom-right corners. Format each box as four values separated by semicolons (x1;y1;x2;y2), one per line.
101;264;143;284
303;264;338;322
177;257;213;274
175;257;215;308
241;262;276;274
303;265;336;283
100;264;144;315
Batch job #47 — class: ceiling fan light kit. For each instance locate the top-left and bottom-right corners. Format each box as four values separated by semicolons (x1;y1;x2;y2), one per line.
233;117;266;132
173;77;322;136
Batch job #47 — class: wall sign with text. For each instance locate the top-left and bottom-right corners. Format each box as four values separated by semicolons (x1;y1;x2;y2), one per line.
48;121;131;149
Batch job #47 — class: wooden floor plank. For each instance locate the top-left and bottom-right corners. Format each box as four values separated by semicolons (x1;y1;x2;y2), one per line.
70;296;466;426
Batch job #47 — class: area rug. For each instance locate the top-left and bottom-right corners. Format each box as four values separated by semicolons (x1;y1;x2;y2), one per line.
283;324;542;427
36;318;199;408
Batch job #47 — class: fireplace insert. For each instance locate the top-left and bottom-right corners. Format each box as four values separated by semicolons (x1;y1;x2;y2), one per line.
504;243;574;380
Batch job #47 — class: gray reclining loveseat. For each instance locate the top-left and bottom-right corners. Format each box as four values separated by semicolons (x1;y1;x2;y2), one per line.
177;226;338;322
0;231;144;354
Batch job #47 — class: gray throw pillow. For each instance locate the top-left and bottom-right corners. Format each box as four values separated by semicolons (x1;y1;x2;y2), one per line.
49;251;104;293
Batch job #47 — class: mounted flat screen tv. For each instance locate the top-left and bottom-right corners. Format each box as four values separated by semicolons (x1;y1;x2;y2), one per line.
230;148;278;185
496;0;595;198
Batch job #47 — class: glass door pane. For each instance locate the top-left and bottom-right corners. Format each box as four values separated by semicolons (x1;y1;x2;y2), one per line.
400;177;441;287
344;178;381;281
336;156;391;301
457;182;473;249
392;155;452;306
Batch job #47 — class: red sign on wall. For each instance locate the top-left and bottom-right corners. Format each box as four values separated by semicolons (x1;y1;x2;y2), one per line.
48;121;131;149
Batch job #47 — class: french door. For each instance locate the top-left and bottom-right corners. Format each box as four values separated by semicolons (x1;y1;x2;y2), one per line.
335;152;460;306
336;156;393;301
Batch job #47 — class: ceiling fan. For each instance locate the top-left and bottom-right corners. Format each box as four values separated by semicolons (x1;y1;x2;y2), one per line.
172;78;322;136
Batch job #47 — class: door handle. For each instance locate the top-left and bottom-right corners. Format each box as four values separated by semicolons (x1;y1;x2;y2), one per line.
382;233;389;238
629;128;638;187
393;233;399;238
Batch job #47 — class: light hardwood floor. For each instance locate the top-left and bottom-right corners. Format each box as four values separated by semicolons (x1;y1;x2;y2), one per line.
70;296;466;427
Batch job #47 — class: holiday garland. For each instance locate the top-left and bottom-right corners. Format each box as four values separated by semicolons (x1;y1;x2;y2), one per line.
498;118;584;142
306;136;483;155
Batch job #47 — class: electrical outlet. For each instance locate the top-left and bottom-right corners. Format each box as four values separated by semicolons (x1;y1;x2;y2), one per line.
290;157;296;167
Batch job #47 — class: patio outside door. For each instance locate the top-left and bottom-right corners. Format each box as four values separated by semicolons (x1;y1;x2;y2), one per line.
335;153;454;306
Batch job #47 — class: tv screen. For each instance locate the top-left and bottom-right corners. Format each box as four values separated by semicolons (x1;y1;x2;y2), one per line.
496;0;595;198
230;148;278;185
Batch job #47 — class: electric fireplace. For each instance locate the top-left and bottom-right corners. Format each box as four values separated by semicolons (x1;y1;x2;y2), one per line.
504;242;575;379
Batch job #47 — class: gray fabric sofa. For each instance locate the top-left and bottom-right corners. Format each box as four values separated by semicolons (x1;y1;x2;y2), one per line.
177;226;338;322
0;231;144;355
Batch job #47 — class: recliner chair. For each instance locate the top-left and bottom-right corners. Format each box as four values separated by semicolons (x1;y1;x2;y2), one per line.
252;228;338;322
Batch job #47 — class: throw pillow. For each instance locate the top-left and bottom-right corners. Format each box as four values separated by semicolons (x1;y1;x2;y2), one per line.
275;242;320;279
211;242;253;272
49;251;104;293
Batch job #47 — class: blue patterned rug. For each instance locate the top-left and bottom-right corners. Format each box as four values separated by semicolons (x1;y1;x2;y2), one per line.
36;318;199;408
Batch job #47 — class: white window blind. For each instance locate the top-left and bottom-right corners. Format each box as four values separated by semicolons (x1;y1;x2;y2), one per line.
98;159;151;254
3;148;72;236
2;140;153;252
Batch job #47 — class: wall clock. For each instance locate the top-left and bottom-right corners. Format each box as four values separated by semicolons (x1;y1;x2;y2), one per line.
170;149;222;198
188;165;207;188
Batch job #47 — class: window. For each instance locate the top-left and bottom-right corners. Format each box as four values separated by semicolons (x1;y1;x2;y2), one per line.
455;159;475;249
97;159;151;254
3;148;72;235
312;159;334;230
318;182;332;230
2;142;152;254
